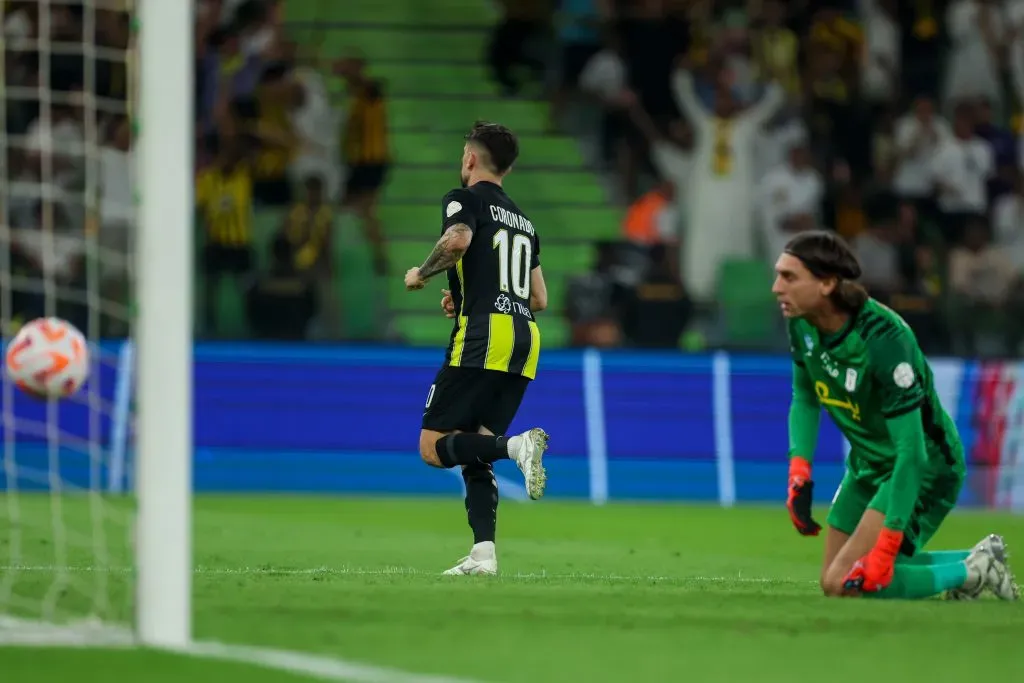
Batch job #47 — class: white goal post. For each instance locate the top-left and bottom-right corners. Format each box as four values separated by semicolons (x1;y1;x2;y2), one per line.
0;0;193;648
135;0;193;648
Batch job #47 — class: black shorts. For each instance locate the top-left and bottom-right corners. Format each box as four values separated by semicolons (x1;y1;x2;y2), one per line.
253;176;293;207
421;366;530;435
203;244;253;276
344;164;389;196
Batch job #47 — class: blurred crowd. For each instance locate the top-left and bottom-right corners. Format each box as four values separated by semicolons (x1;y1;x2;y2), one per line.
194;0;392;340
10;0;1024;357
524;0;1024;356
3;0;391;341
3;0;132;335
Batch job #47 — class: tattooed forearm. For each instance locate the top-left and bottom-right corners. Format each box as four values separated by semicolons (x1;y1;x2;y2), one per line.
418;224;472;279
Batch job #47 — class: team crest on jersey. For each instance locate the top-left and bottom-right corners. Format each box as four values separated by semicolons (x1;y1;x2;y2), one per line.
893;362;915;388
845;368;858;392
446;201;462;217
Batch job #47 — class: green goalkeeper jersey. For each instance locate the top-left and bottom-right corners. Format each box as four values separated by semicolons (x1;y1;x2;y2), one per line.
787;299;964;487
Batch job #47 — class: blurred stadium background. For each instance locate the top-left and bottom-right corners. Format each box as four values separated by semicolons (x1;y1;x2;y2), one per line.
6;0;1024;509
5;0;1024;681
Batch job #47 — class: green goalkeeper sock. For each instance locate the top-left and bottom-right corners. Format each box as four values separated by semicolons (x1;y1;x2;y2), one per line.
896;550;970;566
864;562;968;600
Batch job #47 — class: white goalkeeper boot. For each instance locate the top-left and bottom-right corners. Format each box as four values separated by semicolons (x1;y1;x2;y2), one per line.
508;428;548;500
946;534;1011;600
980;547;1020;601
442;541;498;576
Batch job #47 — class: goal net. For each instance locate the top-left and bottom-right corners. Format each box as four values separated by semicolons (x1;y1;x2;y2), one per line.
0;0;192;647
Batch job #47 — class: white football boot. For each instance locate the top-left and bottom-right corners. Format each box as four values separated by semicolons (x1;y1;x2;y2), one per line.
442;541;498;576
980;548;1020;601
946;534;1012;601
508;428;548;500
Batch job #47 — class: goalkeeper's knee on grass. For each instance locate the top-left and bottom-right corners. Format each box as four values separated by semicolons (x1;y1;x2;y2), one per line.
823;561;970;599
823;543;994;600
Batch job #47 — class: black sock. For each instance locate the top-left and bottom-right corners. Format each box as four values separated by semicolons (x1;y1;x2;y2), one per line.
462;463;498;544
436;433;509;468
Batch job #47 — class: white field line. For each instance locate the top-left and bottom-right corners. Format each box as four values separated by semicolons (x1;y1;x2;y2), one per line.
0;564;809;585
0;616;480;683
0;566;812;682
183;640;482;683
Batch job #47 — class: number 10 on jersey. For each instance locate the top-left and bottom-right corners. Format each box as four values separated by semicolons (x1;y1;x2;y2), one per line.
493;229;532;299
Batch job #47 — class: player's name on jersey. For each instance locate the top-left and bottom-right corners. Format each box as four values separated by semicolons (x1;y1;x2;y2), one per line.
489;205;535;236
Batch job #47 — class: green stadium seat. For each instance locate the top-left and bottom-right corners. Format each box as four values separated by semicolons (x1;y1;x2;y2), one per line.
385;97;549;133
380;204;622;241
543;275;566;307
395;312;458;346
312;28;485;64
215;277;249;337
368;63;498;98
534;315;569;348
384;168;607;205
393;131;585;167
387;239;434;274
381;205;442;239
534;243;593;274
295;0;493;26
716;258;777;348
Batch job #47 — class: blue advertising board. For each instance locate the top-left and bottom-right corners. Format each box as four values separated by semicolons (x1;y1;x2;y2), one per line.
1;343;1017;509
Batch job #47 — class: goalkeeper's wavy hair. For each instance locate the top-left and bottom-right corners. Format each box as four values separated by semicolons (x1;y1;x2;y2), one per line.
784;231;869;313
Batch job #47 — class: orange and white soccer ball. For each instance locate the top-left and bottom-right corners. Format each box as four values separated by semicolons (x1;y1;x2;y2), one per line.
4;317;89;399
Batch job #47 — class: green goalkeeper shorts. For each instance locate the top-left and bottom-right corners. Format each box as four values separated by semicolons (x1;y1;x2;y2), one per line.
826;470;964;557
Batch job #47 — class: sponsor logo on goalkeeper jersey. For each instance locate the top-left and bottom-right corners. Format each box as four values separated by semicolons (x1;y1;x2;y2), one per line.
819;352;841;379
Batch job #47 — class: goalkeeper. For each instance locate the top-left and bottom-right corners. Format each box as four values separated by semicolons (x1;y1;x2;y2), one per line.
774;231;1018;601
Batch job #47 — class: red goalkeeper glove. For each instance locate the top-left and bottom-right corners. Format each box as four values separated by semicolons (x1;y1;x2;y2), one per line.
842;527;904;593
786;456;821;536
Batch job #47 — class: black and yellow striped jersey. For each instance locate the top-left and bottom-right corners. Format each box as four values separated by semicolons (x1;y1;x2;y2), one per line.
284;203;333;270
343;80;389;166
442;182;542;380
196;163;253;247
253;93;295;179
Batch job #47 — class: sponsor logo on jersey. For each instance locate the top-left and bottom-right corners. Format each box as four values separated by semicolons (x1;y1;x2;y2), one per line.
446;201;462;217
845;368;858;392
494;293;512;314
819;352;840;379
804;334;814;356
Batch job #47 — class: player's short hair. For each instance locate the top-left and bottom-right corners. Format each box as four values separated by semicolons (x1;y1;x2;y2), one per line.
784;231;868;312
465;121;519;175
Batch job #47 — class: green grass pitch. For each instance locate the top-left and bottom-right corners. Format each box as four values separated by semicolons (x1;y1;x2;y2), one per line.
1;495;1023;682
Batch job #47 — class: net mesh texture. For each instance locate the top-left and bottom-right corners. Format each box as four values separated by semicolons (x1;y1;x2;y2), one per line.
1;0;138;639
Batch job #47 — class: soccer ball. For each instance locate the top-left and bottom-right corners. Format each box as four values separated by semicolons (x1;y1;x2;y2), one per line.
4;317;89;399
